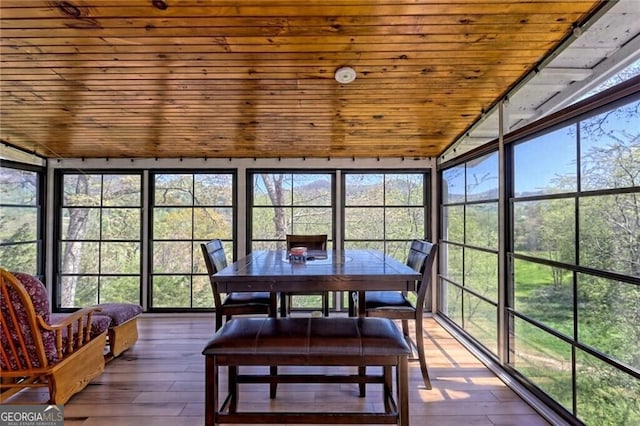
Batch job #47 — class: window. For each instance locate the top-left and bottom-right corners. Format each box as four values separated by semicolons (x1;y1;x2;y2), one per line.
440;153;499;355
56;172;142;308
510;97;639;424
150;172;235;309
250;171;334;250
248;171;334;311
343;172;429;259
0;162;44;277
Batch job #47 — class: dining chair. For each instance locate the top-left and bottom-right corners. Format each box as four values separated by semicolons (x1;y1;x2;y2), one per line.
284;234;330;317
200;239;277;330
359;240;438;389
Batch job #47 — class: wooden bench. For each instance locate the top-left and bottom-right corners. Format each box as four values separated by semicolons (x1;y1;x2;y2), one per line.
202;317;411;426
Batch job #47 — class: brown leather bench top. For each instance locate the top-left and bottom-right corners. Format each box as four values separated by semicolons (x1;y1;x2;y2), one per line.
203;317;410;357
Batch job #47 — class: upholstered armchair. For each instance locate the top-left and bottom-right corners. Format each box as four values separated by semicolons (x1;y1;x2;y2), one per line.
0;269;109;404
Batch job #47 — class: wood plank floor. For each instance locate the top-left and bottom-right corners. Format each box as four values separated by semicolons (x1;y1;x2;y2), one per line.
5;315;551;425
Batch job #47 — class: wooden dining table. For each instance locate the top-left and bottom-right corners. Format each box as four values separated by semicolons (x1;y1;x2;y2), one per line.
213;249;421;317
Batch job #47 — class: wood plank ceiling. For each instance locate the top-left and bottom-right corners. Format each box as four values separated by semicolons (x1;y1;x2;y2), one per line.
0;0;603;159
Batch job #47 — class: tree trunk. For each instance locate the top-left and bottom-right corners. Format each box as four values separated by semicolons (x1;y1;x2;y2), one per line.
61;175;90;307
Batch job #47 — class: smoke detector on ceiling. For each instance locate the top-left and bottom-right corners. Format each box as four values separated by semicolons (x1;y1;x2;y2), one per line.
335;66;356;84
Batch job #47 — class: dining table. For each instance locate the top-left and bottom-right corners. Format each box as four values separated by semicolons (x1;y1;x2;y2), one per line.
213;249;421;317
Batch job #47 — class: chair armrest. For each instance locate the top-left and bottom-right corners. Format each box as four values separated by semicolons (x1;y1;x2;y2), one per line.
37;307;104;360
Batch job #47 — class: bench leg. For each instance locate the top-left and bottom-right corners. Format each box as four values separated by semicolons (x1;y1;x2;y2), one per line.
205;356;218;426
269;366;278;399
228;365;238;413
398;356;409;426
383;365;393;413
322;292;330;317
280;293;288;317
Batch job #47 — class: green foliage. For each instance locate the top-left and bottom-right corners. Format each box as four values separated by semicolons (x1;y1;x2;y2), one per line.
0;217;37;273
152;275;191;308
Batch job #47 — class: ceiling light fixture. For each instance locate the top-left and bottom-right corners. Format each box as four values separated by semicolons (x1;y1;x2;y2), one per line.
335;66;356;84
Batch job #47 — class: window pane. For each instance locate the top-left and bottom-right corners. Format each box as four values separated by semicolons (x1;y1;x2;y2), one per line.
0;166;41;275
514;259;573;337
292;174;331;205
103;175;141;206
152;275;191;308
253;174;292;206
442;166;465;204
442;205;464;243
0;243;38;274
194;174;233;206
385;207;424;240
385;174;423;206
344;240;384;251
513;199;575;264
153;207;193;240
64;275;99;307
510;316;573;413
442;281;463;326
193;242;207;274
194;207;233;240
575;349;640;425
192;275;214;308
345;174;383;205
385;240;411;261
252;207;279;239
440;242;463;284
154;174;193;206
101;208;140;240
0;168;37;204
577;274;640;370
344;207;383;239
253;240;284;250
579;193;639;275
100;276;140;303
291;207;332;234
580;100;640;191
464;248;498;301
463;292;497;354
153;241;192;274
0;207;37;241
100;242;140;274
60;241;99;274
514;126;577;196
61;208;100;240
465;203;498;249
466;152;498;202
63;174;102;206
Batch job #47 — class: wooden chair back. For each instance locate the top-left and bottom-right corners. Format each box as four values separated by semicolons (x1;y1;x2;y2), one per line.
200;239;276;330
284;234;330;316
285;234;328;250
200;239;228;310
411;241;438;312
0;268;50;371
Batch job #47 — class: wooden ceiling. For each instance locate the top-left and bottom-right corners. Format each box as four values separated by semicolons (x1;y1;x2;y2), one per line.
0;0;603;159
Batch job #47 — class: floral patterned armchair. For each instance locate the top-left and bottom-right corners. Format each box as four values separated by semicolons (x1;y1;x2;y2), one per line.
0;268;109;404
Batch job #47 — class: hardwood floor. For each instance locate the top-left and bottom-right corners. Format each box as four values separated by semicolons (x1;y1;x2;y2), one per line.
5;315;551;425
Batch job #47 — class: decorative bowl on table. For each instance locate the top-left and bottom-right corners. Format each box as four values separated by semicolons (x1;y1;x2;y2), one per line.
289;246;307;263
